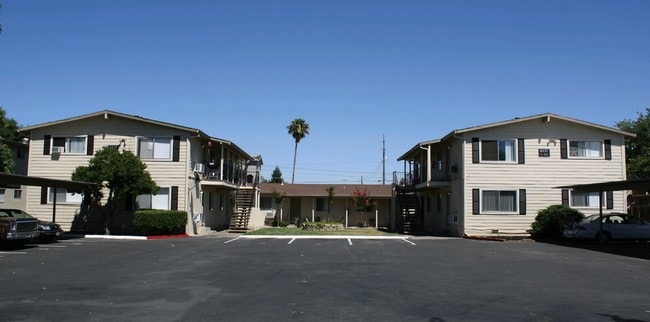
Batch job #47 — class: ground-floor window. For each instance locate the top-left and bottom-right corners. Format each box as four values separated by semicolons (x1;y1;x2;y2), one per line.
49;188;83;204
136;188;170;210
571;191;603;208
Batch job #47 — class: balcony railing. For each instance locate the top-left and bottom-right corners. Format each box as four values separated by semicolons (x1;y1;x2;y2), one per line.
393;162;451;187
194;162;257;187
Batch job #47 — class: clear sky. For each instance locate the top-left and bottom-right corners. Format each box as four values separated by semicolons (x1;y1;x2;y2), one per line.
1;1;648;184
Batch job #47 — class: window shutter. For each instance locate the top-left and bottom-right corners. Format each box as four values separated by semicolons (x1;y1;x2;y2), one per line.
604;139;611;160
519;189;527;215
172;136;181;162
171;186;179;210
518;138;525;164
561;189;569;206
560;139;568;159
606;191;613;209
472;188;480;215
44;135;51;155
87;135;94;156
40;186;48;204
472;138;479;164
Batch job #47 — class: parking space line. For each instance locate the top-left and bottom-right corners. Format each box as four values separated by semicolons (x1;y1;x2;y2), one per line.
38;245;66;248
288;238;296;244
347;238;352;245
401;238;416;246
224;237;241;244
0;251;27;255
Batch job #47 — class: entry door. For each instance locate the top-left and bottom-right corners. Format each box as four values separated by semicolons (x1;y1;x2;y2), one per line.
290;198;301;222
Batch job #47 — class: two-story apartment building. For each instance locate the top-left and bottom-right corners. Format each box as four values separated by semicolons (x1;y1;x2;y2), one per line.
396;113;634;237
20;110;260;235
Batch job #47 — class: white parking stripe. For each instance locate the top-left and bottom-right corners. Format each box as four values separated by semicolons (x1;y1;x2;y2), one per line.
224;237;241;244
347;238;353;245
402;238;416;245
0;251;27;255
288;238;296;244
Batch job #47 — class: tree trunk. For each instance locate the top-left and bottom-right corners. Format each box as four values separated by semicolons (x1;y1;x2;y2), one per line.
291;141;298;184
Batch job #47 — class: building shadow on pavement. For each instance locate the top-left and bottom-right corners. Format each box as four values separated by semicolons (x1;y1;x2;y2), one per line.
541;239;650;260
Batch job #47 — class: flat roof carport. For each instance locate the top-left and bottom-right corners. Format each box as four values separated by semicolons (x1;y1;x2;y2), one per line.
0;173;100;222
556;178;650;237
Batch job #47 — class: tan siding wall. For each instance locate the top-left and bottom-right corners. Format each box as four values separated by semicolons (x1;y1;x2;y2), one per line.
25;115;192;231
459;118;628;236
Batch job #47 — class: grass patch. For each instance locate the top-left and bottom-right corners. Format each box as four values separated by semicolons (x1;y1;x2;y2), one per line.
247;227;399;236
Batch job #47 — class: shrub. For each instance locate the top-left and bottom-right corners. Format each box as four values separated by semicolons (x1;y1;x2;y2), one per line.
133;210;187;235
530;205;585;239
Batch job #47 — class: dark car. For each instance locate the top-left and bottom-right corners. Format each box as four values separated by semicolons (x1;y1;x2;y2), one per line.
35;219;64;243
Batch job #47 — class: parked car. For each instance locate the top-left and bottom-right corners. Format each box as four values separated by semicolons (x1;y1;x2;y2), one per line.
0;208;39;246
35;219;64;243
563;212;650;244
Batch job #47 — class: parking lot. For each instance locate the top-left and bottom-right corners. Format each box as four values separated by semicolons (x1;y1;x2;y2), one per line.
1;236;649;321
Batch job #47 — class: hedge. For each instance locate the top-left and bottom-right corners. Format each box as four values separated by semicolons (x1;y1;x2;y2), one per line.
133;210;187;235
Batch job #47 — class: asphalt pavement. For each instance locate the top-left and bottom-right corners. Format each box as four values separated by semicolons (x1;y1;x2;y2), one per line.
1;236;648;321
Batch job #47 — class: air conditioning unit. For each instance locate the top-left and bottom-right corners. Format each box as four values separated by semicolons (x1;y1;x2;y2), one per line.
193;163;205;174
51;146;65;154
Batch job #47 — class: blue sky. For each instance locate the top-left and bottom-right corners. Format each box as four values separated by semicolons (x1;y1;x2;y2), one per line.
1;1;648;184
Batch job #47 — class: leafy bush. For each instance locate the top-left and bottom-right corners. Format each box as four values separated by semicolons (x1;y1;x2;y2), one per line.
133;210;187;235
530;205;585;239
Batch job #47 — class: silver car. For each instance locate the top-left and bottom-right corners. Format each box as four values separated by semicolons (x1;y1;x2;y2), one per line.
563;212;650;244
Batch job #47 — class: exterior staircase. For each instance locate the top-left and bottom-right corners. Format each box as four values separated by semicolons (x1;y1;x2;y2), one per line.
396;186;423;235
228;187;255;233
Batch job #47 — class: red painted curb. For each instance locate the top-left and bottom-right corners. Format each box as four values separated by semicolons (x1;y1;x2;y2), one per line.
146;234;189;240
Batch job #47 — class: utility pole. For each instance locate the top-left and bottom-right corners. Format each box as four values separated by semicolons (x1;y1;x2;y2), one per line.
382;135;386;185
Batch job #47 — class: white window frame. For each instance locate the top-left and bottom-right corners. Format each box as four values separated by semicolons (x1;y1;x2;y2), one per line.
480;189;519;214
480;139;517;163
570;191;604;208
136;188;170;210
568;140;603;159
52;136;87;154
138;137;172;161
48;188;84;204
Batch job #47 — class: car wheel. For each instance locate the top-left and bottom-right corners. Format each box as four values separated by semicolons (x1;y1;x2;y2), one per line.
596;231;611;245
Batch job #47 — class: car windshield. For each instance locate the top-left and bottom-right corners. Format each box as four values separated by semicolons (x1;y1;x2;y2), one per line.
0;209;34;219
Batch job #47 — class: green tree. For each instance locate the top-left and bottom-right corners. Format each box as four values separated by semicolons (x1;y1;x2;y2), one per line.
270;166;284;183
271;188;287;226
617;108;650;179
71;146;158;234
0;142;15;173
0;107;22;141
287;118;309;184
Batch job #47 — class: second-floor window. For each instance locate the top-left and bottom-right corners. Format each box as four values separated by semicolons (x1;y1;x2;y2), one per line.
138;137;171;160
569;140;602;158
53;136;86;154
481;139;516;162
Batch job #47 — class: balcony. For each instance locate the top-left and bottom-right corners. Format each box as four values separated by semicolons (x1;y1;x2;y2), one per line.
393;161;452;189
194;162;257;188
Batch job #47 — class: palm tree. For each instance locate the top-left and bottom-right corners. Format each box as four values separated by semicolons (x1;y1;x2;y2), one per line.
287;118;310;184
